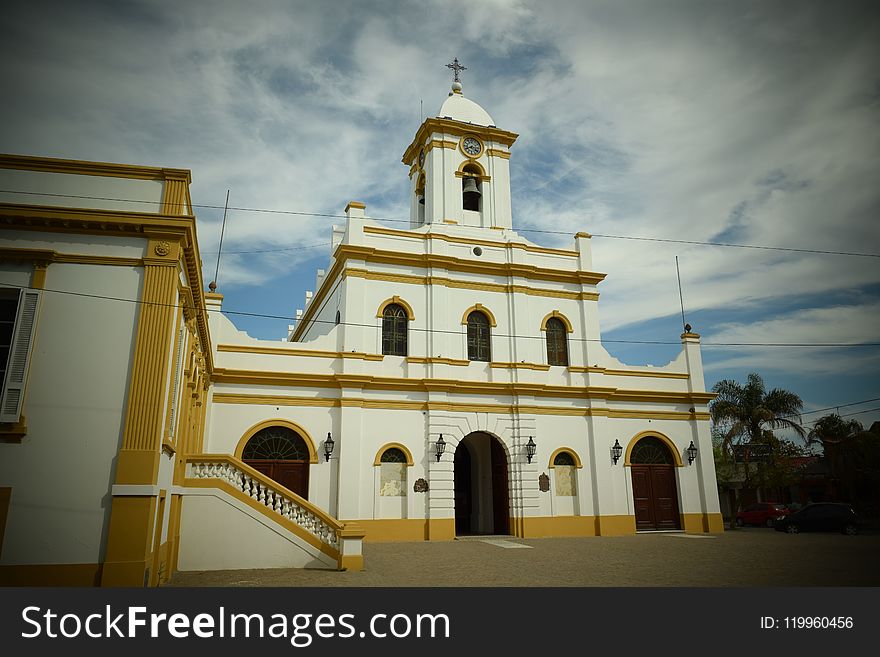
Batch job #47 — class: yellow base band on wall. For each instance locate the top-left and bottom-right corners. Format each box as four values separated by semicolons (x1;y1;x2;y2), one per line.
0;563;102;587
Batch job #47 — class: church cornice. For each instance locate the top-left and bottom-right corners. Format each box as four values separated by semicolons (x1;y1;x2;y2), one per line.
362;225;580;257
334;244;605;286
0;199;214;376
402;117;518;166
210;367;716;406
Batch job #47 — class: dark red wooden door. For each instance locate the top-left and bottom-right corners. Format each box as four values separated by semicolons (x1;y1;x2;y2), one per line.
632;464;680;530
632;466;656;530
490;438;510;535
651;466;680;529
244;459;309;500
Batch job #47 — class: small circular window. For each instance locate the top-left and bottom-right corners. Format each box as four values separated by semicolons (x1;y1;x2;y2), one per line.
473;247;483;256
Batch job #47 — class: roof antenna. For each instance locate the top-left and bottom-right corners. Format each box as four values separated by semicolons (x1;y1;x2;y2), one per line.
676;255;691;333
420;98;423;123
209;189;230;293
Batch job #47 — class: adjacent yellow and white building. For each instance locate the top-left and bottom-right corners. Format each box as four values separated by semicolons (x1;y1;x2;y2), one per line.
0;82;722;587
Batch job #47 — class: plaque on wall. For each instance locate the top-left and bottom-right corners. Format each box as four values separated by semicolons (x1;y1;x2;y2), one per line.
538;473;550;492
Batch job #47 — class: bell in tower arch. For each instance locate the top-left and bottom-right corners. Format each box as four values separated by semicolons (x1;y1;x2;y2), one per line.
462;176;481;212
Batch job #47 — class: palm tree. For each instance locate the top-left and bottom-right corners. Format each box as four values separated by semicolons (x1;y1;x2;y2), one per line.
709;372;806;528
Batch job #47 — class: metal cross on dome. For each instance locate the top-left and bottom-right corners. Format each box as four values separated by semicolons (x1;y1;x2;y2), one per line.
446;57;467;83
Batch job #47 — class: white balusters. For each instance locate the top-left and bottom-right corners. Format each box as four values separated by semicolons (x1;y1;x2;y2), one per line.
187;457;340;551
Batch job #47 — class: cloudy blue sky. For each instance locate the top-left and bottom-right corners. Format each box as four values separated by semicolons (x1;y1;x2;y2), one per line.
2;0;879;435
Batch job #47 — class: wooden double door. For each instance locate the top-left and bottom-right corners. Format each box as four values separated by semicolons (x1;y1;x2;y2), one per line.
244;459;309;500
632;464;680;531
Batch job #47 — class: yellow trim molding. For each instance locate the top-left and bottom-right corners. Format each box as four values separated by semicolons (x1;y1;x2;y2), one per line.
403;118;518;165
681;512;725;534
490;361;550;371
332;244;605;286
595;515;637;536
406;356;470;366
0;416;27;442
624;430;684;467
0;153;191;183
485;148;510;159
362;225;579;258
461;303;497;327
519;516;597;537
376;296;415;320
456;158;487;177
234;419;319;464
373;442;415;466
427;518;456;541
539;311;574;333
351;519;430;542
548;448;583;469
218;344;384;361
343;268;598;301
0;563;103;587
344;201;366;212
211;367;714;406
0;487;10;558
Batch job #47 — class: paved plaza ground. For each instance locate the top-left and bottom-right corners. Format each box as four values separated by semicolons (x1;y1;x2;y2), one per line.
166;527;879;587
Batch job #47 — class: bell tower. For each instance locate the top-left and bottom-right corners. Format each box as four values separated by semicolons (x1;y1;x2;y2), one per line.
402;59;518;230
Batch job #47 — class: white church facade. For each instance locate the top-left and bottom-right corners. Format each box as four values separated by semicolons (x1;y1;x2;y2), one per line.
0;76;722;586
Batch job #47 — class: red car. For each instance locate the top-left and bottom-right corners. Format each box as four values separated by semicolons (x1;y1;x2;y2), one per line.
736;502;791;527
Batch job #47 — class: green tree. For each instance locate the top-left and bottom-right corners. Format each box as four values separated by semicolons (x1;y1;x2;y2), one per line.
709;372;806;528
807;414;878;510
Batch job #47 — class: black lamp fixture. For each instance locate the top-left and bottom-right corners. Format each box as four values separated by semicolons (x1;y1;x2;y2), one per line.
687;440;698;465
324;432;335;462
435;434;446;462
611;439;623;465
525;436;537;464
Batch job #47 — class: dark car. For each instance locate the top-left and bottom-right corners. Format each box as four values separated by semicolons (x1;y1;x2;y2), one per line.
736;502;790;527
774;503;860;535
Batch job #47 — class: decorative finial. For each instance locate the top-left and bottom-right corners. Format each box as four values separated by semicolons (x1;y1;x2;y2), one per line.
446;57;466;94
209;281;217;292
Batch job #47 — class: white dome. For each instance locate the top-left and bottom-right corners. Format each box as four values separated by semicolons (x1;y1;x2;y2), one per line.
437;93;495;127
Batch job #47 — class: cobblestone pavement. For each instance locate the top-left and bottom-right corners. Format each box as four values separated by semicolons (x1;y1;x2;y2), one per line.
166;528;879;587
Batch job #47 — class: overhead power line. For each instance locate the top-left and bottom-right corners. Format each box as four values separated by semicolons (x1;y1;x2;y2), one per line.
2;188;878;259
7;283;880;350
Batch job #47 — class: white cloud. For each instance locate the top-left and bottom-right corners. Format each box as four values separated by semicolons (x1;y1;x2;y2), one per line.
1;0;878;349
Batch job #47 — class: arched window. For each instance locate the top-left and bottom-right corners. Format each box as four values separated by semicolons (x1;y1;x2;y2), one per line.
380;447;407;463
242;426;310;461
553;451;577;497
334;309;341;325
545;317;568;366
376;445;412;500
553;451;575;466
631;437;675;464
467;311;491;361
382;304;408;356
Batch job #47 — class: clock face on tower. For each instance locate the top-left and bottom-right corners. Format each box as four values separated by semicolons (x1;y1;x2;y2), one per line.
461;136;482;157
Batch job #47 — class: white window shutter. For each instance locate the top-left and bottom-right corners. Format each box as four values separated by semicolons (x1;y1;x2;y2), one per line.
1;290;40;423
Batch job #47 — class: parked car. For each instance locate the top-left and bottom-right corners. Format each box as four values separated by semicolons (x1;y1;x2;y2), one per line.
736;502;791;527
774;503;860;535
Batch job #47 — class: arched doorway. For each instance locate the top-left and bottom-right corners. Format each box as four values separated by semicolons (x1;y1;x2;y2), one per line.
241;425;310;499
630;436;681;530
454;432;510;535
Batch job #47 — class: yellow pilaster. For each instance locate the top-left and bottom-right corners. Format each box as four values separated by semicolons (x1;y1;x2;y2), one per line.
102;236;180;587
